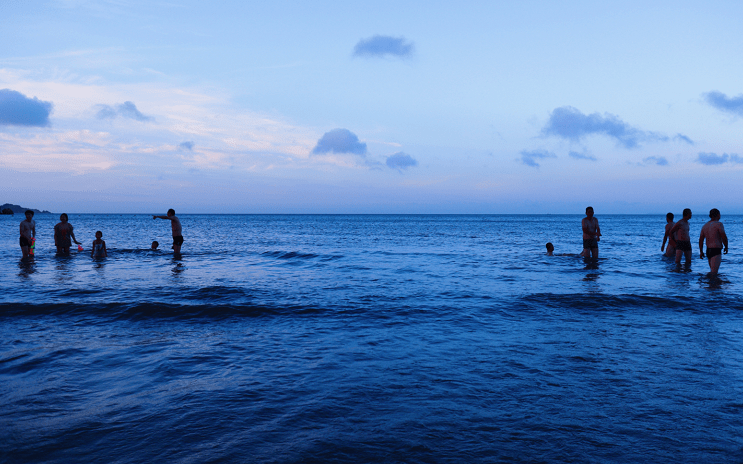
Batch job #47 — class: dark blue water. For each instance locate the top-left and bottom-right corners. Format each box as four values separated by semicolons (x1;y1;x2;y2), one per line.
2;214;743;463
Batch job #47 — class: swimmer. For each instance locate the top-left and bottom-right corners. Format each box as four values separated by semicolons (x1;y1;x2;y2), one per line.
151;240;159;250
661;212;676;258
699;208;728;276
546;242;586;257
153;209;183;254
581;206;601;259
667;208;692;266
54;213;81;254
19;210;36;260
91;231;107;258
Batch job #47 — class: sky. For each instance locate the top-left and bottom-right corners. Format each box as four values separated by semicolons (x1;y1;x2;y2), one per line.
1;0;742;214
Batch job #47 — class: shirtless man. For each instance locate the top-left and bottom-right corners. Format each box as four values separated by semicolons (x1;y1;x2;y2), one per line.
661;212;676;258
54;213;81;254
581;206;601;259
699;208;728;276
19;210;36;260
153;208;183;254
667;208;692;266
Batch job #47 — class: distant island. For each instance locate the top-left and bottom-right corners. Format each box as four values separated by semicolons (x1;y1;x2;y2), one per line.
1;203;53;215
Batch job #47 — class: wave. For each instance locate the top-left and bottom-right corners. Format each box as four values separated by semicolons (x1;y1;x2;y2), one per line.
0;301;300;320
260;250;344;261
520;292;743;312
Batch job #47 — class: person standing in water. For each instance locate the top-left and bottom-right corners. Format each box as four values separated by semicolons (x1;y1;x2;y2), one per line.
19;210;36;260
91;231;108;258
667;208;692;266
153;209;183;254
54;213;81;254
699;208;728;276
581;206;601;259
661;212;676;258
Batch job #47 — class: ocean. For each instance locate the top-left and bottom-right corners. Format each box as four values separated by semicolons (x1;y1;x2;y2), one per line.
2;214;743;463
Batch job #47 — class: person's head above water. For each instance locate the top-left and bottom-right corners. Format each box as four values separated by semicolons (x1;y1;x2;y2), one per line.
710;208;720;220
25;210;34;219
151;240;159;250
682;208;692;219
666;212;674;222
95;230;103;239
545;242;554;255
167;208;175;217
60;213;68;222
585;206;594;218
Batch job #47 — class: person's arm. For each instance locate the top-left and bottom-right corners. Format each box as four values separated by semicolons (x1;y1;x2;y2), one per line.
70;225;80;245
31;221;36;238
91;241;95;257
699;229;705;258
721;226;729;254
102;241;108;257
661;228;669;251
595;219;601;239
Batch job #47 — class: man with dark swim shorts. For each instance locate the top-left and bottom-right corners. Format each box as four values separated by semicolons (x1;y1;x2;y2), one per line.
699;208;728;276
667;208;692;266
581;206;601;259
153;208;184;254
19;210;36;260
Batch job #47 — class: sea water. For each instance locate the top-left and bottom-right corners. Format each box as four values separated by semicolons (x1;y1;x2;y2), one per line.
1;214;743;463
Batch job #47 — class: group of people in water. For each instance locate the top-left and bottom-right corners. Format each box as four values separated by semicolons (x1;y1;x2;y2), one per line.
661;208;729;275
18;208;183;260
545;206;729;276
18;206;730;276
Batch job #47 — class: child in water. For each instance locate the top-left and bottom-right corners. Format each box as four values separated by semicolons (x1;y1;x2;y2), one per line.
91;231;107;258
151;241;159;250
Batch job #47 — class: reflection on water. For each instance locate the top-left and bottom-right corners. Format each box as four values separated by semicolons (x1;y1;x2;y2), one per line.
17;260;36;278
172;261;185;276
700;274;727;291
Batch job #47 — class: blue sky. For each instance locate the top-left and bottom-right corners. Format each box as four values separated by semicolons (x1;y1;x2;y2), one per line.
1;0;742;213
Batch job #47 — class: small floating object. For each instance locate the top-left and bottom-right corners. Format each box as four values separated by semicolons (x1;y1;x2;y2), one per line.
78;244;84;252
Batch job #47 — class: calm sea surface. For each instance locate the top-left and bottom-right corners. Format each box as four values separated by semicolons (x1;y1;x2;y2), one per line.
2;214;743;463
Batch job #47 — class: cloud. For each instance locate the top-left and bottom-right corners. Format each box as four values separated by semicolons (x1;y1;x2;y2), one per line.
96;101;152;121
386;152;418;170
542;106;667;149
674;133;694;145
311;128;367;155
696;152;742;165
520;149;556;167
704;91;743;117
179;141;195;151
353;35;414;59
0;89;53;127
568;150;597;161
643;156;668;166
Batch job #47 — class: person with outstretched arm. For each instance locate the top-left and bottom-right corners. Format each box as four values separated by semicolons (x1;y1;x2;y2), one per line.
153;209;183;254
